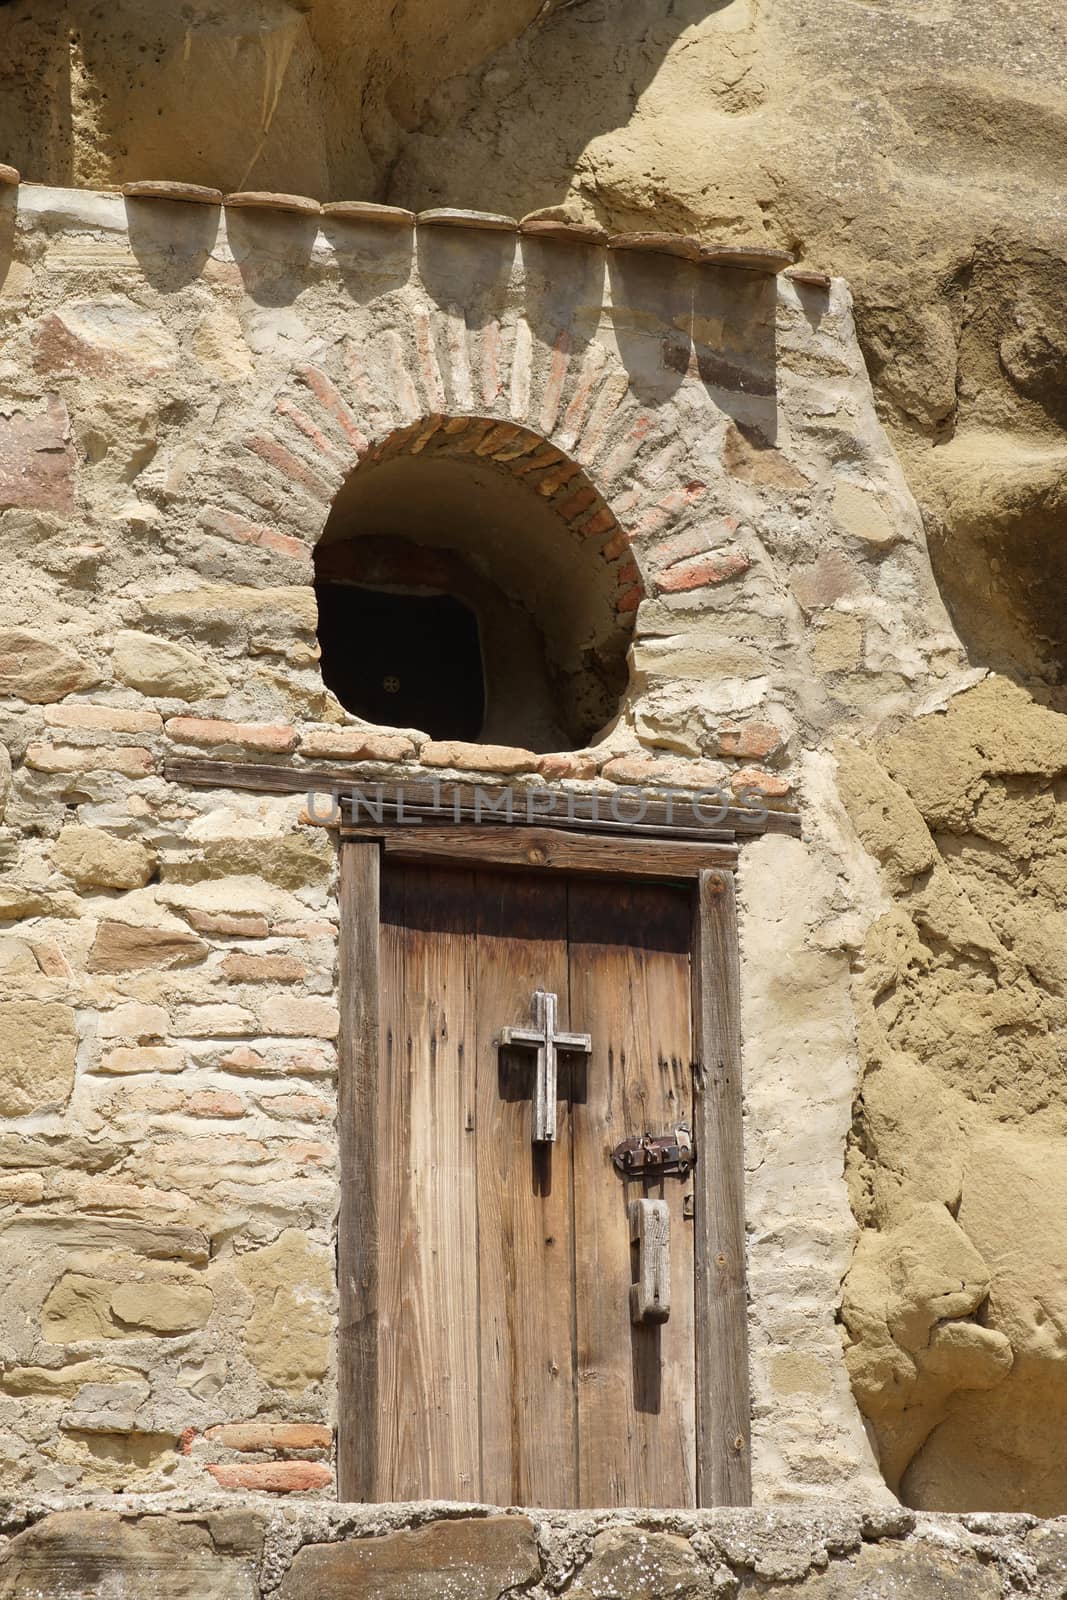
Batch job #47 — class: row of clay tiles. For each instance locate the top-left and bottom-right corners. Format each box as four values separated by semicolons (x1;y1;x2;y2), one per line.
0;163;831;289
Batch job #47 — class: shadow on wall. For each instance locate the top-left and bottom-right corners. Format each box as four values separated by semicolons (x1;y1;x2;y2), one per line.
0;0;728;204
386;0;744;223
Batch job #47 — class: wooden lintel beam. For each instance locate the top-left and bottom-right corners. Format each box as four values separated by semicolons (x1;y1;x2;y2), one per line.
164;759;801;842
345;823;738;879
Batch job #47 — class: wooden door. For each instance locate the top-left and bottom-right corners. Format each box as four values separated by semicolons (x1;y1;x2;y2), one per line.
352;860;698;1507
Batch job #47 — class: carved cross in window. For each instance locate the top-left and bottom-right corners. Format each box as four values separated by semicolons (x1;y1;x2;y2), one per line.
499;989;592;1144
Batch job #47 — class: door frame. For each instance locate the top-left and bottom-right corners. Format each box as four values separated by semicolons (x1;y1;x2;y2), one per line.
336;823;751;1508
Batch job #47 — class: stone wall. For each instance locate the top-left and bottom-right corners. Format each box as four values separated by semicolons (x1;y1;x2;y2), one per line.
1;1501;1065;1598
0;177;1041;1510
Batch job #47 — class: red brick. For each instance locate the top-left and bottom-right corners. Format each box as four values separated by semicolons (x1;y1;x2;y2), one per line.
166;717;297;754
538;752;600;780
512;443;563;477
479;321;504;407
0;396;76;514
615;585;642;612
538;329;571;434
730;766;793;799
420;741;538;775
221;953;309;983
601;529;630;562
217;1047;268;1073
275;395;345;465
577;507;616;540
656;548;750;594
474;421;520;457
183;1090;245;1119
202;506;308;562
653;517;737;572
632;481;706;540
207;1462;332;1493
295;365;369;454
260;1092;332;1122
534;459;582;498
415;311;446;411
600;413;654;484
243;433;332;501
299;728;416;762
206;1422;332;1453
492;431;541;463
557;486;598;523
602;755;727;790
716;721;784;760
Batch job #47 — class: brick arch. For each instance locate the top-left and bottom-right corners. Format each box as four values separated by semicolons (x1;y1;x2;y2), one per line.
187;291;738;657
311;411;646;749
326;412;642;623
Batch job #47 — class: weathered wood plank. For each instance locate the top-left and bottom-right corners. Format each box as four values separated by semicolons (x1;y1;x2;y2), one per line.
692;869;751;1506
336;841;380;1502
475;871;578;1506
569;879;696;1508
377;863;480;1499
629;1199;671;1325
164;758;801;838
348;823;738;879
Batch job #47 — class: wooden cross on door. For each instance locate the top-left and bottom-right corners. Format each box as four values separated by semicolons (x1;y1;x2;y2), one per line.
499;988;592;1143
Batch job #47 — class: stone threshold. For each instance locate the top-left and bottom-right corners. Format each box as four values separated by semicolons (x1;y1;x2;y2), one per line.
0;1497;1059;1598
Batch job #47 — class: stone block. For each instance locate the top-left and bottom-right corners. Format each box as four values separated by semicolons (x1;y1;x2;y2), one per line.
111;1278;214;1334
45;703;163;733
0;628;97;702
113;631;229;701
236;1230;332;1392
53;825;157;889
185;910;270;938
0;396;76;514
568;1529;706;1600
98;1001;170;1041
258;996;339;1038
34;302;179;378
87;920;210;973
44;1269;213;1340
0;999;77;1116
0;1511;260;1599
99;1046;185;1075
0;886;52;920
26;743;155;777
754;1540;1000;1597
143;585;318;633
0;1360;143;1398
221;953;308;983
832;478;900;547
277;1517;540;1600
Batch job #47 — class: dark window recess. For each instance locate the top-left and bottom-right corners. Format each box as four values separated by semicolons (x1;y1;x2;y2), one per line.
315;582;485;742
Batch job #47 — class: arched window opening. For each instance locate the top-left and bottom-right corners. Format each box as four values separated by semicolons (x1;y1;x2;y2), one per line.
316;583;485;743
313;420;638;753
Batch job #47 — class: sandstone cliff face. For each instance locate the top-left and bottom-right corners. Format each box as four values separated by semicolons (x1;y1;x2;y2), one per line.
1;0;1066;1515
